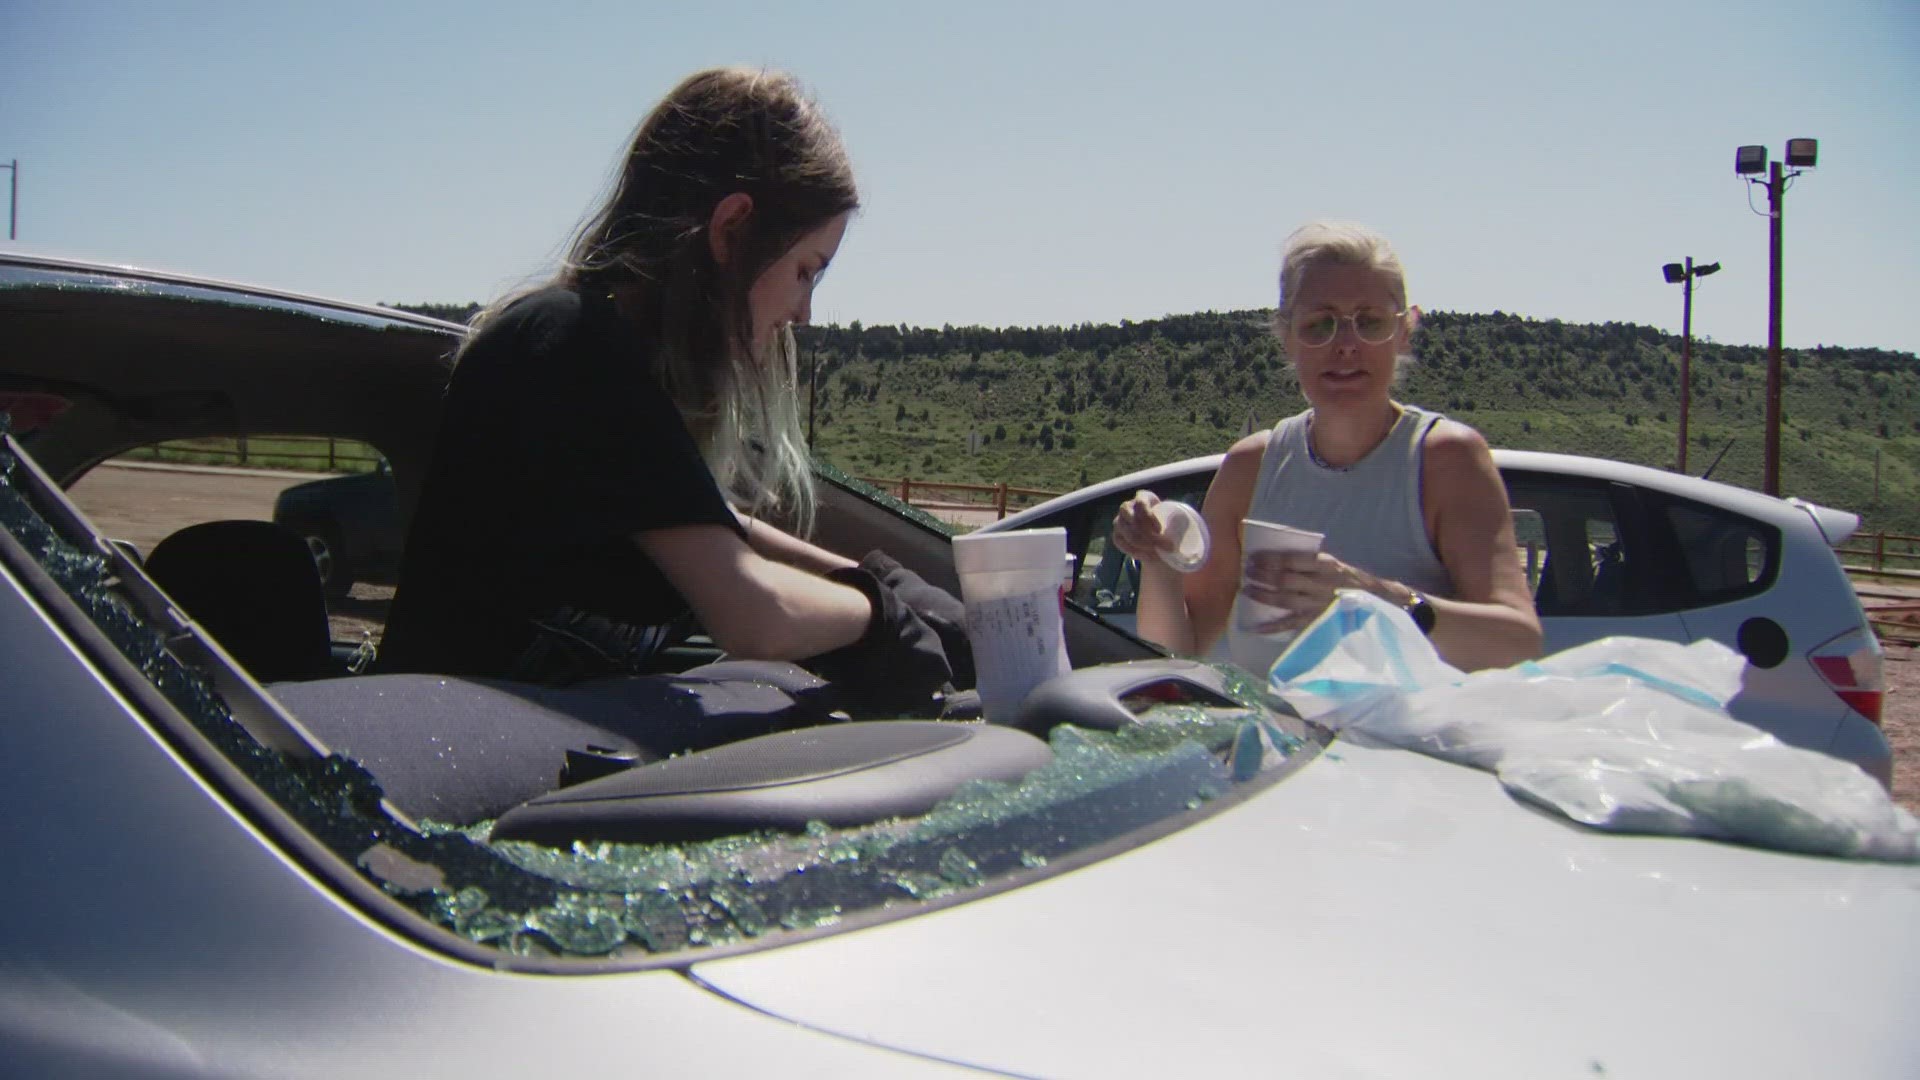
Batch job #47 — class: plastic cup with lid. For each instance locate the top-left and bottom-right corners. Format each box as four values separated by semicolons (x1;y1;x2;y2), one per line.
951;528;1074;722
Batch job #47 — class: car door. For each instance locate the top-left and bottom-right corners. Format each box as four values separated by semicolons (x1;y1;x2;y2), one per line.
1500;470;1691;653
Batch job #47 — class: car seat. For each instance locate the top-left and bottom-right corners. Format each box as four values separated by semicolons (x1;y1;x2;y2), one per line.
1533;553;1558;611
144;519;337;683
1588;542;1627;614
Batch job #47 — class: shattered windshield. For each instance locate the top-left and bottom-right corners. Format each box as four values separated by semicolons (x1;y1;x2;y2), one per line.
0;423;1321;969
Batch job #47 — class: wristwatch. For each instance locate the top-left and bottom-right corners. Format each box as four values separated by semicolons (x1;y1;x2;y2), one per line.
1402;590;1437;636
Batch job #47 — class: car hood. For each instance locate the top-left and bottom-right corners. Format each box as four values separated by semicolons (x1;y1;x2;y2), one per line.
690;738;1920;1079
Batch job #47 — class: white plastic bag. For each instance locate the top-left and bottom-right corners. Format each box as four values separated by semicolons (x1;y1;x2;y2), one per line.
1268;591;1920;862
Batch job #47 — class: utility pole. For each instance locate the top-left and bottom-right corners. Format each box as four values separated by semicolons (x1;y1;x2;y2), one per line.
1681;257;1693;473
1662;257;1719;474
1764;160;1784;497
1;159;16;240
1736;139;1816;497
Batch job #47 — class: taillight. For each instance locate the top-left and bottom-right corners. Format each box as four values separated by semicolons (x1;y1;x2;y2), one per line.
1808;628;1884;725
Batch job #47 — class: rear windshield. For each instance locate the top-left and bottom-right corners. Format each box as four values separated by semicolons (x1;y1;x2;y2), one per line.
0;423;1321;970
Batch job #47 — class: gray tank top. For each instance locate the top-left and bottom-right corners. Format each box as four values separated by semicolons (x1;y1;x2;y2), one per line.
1244;404;1455;599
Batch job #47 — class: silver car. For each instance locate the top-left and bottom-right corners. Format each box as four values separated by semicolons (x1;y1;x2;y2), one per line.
983;449;1893;783
2;252;1916;1078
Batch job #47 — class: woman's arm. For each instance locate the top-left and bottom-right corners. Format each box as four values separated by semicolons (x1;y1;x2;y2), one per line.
1119;431;1265;656
731;506;857;574
634;524;871;660
1413;421;1544;670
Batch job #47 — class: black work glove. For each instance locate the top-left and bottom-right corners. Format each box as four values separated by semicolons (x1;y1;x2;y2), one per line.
855;549;976;689
801;564;954;716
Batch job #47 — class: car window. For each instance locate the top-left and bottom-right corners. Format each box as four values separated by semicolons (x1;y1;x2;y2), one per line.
66;435;396;648
1662;498;1779;601
1510;507;1547;595
1504;476;1640;618
1061;473;1215;618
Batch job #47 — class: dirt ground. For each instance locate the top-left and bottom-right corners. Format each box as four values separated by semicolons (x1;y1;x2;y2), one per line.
1874;631;1920;813
64;461;1920;813
66;462;396;643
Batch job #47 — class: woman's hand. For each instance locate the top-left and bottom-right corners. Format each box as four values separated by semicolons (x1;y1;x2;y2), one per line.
1237;550;1401;635
1110;490;1173;563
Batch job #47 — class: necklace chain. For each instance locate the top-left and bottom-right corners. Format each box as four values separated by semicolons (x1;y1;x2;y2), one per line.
1305;406;1403;472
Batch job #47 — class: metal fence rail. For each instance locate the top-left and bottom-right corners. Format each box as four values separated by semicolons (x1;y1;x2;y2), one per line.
118;436;381;473
853;475;1063;521
1838;531;1920;580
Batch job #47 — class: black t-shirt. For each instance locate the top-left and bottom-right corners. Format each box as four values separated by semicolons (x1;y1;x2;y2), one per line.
377;286;744;678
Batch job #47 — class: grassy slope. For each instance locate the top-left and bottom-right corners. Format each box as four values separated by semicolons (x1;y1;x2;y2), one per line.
797;310;1920;537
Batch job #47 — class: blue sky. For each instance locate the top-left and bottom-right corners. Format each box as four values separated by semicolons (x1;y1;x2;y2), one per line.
5;0;1918;354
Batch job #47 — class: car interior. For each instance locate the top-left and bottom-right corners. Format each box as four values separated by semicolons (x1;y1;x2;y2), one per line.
21;421;1261;829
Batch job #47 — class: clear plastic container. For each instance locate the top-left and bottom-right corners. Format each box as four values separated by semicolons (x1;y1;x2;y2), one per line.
1150;500;1210;572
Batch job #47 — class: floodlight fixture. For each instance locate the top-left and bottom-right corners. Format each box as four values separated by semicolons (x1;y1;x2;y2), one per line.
1785;138;1818;168
1735;145;1768;176
1695;262;1721;277
1663;262;1686;284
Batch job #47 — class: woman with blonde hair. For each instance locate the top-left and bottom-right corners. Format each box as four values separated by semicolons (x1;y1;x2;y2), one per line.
380;68;954;702
1111;222;1542;673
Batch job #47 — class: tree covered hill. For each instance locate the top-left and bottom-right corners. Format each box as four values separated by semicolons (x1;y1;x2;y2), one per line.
791;311;1920;536
386;300;1920;536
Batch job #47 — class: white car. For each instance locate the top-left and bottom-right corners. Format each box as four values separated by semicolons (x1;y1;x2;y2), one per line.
2;252;1917;1078
983;449;1893;784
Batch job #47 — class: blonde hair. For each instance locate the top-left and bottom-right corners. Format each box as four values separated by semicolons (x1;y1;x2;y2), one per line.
467;67;857;533
1274;221;1409;323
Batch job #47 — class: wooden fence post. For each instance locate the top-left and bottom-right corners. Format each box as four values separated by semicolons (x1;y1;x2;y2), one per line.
995;482;1008;520
900;477;912;504
236;434;248;465
1875;531;1886;574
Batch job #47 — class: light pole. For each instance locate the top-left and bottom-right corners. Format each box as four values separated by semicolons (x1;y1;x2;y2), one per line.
0;159;16;240
1734;138;1817;496
1661;257;1720;474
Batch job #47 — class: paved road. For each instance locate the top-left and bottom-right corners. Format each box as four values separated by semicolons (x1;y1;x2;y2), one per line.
67;462;322;560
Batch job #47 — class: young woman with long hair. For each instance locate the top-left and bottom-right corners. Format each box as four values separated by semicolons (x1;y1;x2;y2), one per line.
379;68;954;700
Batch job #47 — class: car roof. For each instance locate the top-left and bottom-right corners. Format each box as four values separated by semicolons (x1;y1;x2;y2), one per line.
989;445;1848;538
0;250;470;334
0;251;464;483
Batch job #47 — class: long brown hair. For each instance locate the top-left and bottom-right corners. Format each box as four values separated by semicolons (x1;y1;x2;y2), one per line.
472;66;858;530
